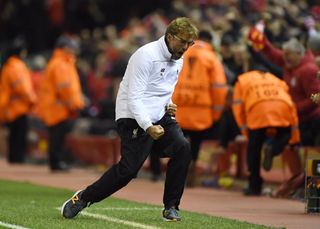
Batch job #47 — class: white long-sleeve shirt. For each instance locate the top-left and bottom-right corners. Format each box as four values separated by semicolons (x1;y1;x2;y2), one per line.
115;36;183;131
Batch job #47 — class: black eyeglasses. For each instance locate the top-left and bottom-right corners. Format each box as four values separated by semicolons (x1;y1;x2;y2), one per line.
172;34;195;46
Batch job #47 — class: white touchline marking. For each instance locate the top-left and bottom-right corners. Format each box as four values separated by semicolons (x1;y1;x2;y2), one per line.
57;207;162;229
82;212;163;229
96;207;161;211
0;221;31;229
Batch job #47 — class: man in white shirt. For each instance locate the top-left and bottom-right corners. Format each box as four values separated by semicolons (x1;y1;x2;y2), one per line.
61;17;198;222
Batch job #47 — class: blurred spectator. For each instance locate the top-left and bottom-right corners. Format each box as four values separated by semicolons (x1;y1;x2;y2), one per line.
37;35;85;171
0;37;37;163
220;36;266;85
143;11;169;39
219;35;237;85
47;0;65;47
86;51;115;119
29;55;48;96
308;32;320;104
232;70;300;196
172;30;228;187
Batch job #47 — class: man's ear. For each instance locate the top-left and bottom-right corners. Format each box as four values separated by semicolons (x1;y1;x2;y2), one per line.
166;33;174;41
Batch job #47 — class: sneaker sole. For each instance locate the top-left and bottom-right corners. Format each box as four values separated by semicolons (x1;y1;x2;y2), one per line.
61;190;83;218
162;217;180;222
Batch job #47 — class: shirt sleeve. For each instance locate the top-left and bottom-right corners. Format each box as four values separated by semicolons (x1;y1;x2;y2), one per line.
261;39;286;68
127;50;154;131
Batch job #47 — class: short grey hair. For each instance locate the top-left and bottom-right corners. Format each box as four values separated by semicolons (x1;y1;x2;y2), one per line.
282;38;305;55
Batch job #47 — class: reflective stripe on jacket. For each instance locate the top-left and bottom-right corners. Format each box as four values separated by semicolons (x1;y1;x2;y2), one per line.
0;56;36;122
37;49;84;126
173;40;228;131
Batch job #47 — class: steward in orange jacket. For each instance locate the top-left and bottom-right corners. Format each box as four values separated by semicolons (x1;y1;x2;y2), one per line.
0;38;37;163
170;30;228;186
38;49;84;127
173;35;228;131
0;56;36;122
38;35;84;171
232;70;300;196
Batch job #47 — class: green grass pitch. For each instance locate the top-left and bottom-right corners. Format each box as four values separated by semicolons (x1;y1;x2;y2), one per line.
0;179;278;229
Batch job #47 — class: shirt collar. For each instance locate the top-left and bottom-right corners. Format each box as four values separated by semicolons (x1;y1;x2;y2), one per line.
158;36;172;60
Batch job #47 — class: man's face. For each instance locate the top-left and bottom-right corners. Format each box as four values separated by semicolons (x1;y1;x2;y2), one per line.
220;45;232;59
167;33;195;59
283;49;303;69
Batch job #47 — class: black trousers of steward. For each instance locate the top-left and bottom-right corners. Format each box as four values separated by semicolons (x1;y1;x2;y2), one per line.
7;115;28;163
247;127;291;192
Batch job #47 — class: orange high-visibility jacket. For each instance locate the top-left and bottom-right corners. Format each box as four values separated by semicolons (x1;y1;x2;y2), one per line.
37;49;84;126
172;40;228;131
0;56;37;122
232;71;300;144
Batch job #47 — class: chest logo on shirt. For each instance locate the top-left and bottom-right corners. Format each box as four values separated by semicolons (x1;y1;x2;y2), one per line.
160;68;165;76
132;128;138;138
290;77;297;87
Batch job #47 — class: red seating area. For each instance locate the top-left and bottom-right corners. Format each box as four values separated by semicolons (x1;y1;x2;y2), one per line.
196;140;319;184
25;130;320;185
65;134;120;167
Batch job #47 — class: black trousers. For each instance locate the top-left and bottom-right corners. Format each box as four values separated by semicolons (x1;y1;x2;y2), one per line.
7;115;28;163
149;151;162;176
182;121;220;161
48;120;73;169
299;118;320;146
247;127;291;192
218;108;240;148
82;114;192;209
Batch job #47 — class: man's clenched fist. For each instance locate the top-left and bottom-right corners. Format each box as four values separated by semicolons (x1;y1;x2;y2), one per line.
147;125;165;140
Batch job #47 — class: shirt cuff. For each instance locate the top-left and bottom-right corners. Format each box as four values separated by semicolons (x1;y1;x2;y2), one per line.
141;121;153;132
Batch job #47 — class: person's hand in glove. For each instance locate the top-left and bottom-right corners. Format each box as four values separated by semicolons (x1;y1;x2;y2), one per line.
248;21;265;51
311;93;320;104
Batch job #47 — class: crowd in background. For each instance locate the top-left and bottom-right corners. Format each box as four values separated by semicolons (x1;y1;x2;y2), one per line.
0;0;172;53
1;0;320;196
